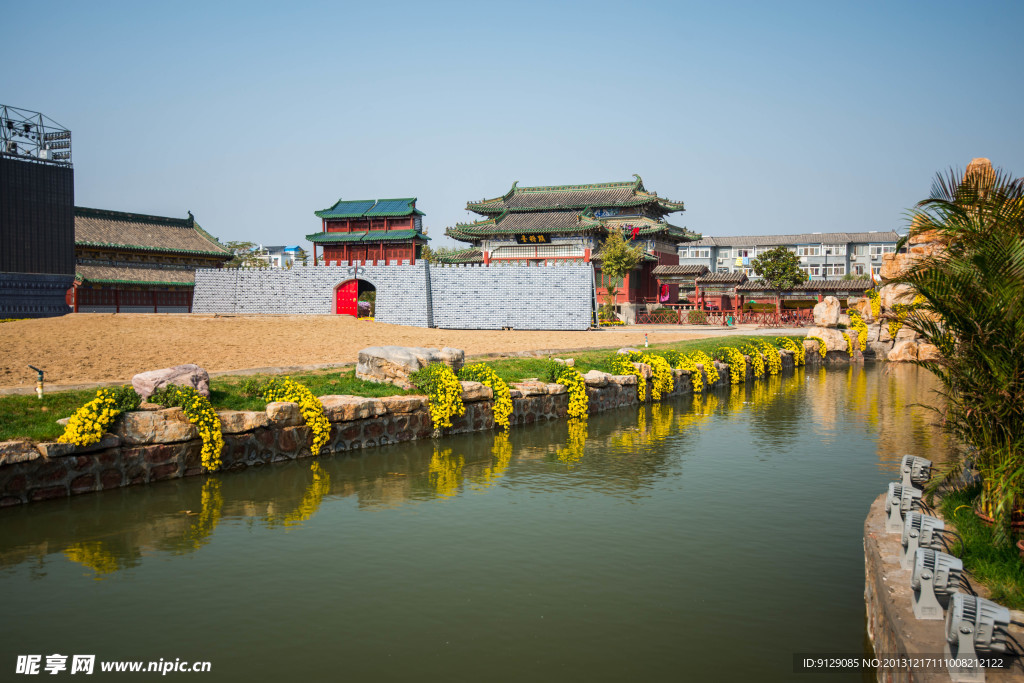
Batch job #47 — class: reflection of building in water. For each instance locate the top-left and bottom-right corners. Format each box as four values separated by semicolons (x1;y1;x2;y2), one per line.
803;364;951;465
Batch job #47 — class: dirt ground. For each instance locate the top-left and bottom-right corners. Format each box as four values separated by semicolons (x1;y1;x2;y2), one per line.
0;314;712;390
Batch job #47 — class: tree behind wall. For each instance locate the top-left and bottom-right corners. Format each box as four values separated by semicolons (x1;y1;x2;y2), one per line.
751;246;807;322
598;230;644;319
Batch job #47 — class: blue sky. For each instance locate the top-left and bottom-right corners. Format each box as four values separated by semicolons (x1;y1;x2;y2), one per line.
5;0;1022;249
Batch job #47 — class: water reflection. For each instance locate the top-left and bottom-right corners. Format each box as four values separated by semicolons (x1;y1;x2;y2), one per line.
0;363;952;583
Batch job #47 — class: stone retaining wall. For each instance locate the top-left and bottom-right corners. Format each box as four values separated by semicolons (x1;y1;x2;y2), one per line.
0;351;794;507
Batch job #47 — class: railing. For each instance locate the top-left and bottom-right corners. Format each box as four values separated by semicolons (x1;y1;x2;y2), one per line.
634;311;682;325
631;307;815;326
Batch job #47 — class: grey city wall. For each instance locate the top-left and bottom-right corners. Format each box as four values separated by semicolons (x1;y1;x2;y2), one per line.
429;263;594;330
192;261;595;330
193;262;432;328
0;273;73;318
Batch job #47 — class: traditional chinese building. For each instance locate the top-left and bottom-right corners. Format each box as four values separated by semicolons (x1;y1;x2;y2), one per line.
69;207;231;312
307;197;429;266
444;176;697;312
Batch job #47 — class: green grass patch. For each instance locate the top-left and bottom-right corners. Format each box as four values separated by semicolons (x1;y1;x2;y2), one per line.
481;335;800;383
0;335;802;443
940;486;1024;610
0;389;104;442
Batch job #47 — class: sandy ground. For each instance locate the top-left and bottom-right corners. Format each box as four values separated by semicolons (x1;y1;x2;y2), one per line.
0;314;723;391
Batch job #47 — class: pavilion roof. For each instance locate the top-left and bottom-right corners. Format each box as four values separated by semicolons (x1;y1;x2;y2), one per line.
435;248;484;264
652;264;710;277
465;175;685;215
736;278;874;293
75;263;196;287
695;272;748;285
74;207;230;258
305;229;429;244
446;211;697;244
314;197;424;219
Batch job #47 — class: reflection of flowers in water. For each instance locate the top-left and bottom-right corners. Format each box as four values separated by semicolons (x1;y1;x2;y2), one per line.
283;463;330;526
429;447;464;497
556;419;589;468
266;462;331;527
183;478;224;549
63;541;122;579
471;433;513;490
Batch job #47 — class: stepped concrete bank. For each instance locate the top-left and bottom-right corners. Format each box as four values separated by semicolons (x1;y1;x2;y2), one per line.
0;352;797;507
864;494;1024;682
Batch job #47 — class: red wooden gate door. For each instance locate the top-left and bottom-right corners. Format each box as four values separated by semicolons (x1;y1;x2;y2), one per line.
335;280;358;316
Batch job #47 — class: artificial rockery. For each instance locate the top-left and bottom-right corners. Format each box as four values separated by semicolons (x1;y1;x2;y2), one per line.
803;277;937;363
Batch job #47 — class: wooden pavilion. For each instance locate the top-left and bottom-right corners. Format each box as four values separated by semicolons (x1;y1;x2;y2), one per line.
69;208;230;313
443;176;698;307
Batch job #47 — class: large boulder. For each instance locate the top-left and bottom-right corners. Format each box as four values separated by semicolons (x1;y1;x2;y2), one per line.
132;364;210;400
887;340;919;362
318;396;386;422
460;381;493;403
879;283;917;311
847;297;874;322
867;340;894;359
812;297;841;326
805;326;851;352
917;343;943;362
217;410;271;434
114;407;199;444
355;346;465;390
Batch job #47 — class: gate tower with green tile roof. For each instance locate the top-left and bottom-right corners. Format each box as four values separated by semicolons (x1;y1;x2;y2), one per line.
308;197;429;267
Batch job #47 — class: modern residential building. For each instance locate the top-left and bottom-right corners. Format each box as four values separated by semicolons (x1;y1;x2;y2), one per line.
677;231;901;280
253;245;305;268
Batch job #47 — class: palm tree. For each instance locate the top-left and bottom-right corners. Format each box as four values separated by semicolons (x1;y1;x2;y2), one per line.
900;162;1024;535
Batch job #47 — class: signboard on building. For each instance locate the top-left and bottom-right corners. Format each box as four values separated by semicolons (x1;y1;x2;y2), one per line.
515;234;551;244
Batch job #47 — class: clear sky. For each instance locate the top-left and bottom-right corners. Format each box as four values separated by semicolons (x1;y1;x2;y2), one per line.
5;0;1022;249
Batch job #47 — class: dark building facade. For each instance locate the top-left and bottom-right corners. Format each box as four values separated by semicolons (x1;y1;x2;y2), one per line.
0;105;76;317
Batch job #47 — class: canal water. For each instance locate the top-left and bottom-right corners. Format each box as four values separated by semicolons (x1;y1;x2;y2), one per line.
0;364;950;681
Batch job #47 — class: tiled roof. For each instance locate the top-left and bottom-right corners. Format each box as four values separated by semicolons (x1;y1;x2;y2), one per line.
652;264;710;277
695;272;748;285
76;263;196;286
685;231;901;248
466;175;684;214
591;249;658;263
315;197;424;219
74;207;230;257
435;248;483;264
447;211;605;241
446;212;697;244
736;278;874;293
305;229;428;244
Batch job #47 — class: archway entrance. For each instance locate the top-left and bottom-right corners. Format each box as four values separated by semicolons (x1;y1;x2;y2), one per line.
335;279;375;317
